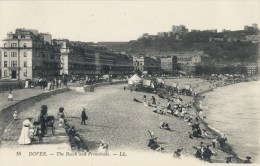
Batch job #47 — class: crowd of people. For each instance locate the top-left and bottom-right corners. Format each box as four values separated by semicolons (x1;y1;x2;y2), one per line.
132;87;252;163
38;77;67;90
17;104;89;146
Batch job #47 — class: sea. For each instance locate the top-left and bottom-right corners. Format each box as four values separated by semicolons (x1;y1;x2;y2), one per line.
200;80;260;162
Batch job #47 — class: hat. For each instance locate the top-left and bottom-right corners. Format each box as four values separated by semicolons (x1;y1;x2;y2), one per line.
246;156;251;159
176;148;183;152
41;105;47;109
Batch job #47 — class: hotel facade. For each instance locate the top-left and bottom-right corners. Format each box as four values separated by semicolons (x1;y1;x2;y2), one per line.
0;29;134;80
0;29;60;80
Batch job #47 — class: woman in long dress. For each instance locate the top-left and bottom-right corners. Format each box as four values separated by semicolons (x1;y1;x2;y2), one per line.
18;118;33;145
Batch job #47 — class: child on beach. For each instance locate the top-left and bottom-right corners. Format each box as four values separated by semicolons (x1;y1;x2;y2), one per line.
8;90;14;101
57;107;65;126
212;137;218;148
13;111;18;120
159;121;170;130
173;148;183;158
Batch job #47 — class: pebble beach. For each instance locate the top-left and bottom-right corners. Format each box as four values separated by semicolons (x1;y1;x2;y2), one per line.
1;77;254;165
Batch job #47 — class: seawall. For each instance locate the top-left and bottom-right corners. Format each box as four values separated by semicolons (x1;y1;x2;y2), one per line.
0;88;69;141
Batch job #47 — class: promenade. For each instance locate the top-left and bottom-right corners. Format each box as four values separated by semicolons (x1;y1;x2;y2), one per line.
0;87;70;153
0;78;248;164
0;87;44;111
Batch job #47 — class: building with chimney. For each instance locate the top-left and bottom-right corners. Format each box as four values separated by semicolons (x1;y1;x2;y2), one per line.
0;29;60;80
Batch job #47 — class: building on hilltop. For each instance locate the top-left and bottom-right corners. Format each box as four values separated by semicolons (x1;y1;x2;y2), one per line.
244;23;259;31
172;25;188;36
0;29;60;80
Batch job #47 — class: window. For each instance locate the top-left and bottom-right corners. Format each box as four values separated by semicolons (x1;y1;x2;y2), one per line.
4;70;8;77
11;52;17;57
23;43;27;47
4;52;7;57
24;52;27;57
24;61;27;67
24;72;27;77
11;61;17;67
4;61;7;67
11;43;17;47
4;43;7;47
50;54;54;59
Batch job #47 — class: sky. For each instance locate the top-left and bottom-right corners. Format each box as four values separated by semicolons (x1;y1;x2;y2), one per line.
0;0;260;42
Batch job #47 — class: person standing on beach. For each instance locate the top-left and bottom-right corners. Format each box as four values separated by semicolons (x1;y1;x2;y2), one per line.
81;108;88;125
8;90;14;101
194;142;204;159
212;137;218;148
151;96;156;105
13;111;18;120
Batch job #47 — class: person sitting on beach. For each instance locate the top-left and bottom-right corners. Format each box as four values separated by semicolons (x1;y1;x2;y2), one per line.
162;108;168;115
173;109;179;117
180;108;186;118
184;115;192;123
147;137;164;152
158;93;164;99
153;106;158;113
159;121;170;130
226;155;233;163
142;95;147;103
202;145;216;163
68;126;77;136
173;148;183;158
217;136;227;148
202;129;210;138
191;121;200;130
195;116;200;122
244;156;251;163
186;103;192;108
98;140;109;153
166;99;171;110
192;128;202;138
193;142;205;159
133;97;142;103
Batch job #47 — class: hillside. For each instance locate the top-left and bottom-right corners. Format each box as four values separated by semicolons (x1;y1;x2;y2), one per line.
96;30;259;63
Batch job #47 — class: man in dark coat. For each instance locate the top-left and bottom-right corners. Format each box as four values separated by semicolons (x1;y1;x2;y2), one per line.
81;108;88;125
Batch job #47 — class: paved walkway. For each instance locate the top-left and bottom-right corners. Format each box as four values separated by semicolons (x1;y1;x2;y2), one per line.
0;86;71;157
0;87;47;111
0;119;70;151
